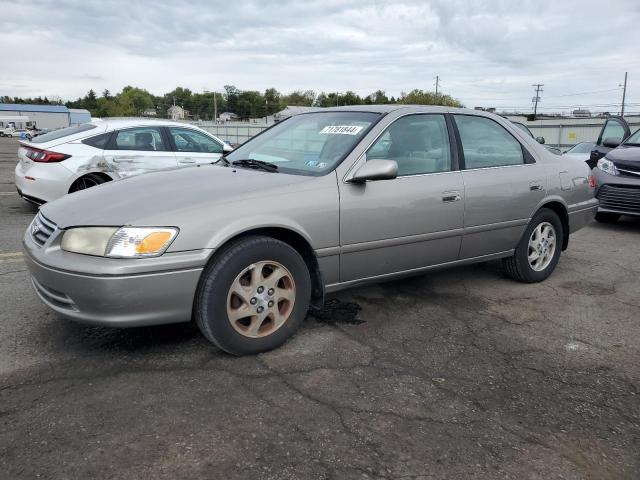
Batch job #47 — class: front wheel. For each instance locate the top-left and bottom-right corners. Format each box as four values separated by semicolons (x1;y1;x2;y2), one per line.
195;236;311;355
502;208;563;283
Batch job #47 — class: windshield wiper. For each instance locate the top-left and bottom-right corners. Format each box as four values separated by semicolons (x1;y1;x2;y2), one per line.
215;156;231;166
231;159;279;172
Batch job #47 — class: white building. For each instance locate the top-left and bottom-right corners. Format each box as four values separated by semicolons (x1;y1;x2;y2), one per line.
0;104;90;130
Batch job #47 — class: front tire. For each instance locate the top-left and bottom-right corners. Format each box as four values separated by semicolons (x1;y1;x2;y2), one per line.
195;236;311;355
502;208;563;283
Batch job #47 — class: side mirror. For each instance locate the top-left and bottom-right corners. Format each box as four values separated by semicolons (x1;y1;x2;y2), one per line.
602;137;621;148
350;159;398;183
223;143;234;153
536;136;546;144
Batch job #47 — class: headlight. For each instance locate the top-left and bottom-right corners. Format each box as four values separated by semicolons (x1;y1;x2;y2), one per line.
597;158;618;176
61;227;178;258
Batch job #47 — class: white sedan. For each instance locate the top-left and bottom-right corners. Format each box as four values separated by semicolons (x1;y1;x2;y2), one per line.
14;119;232;204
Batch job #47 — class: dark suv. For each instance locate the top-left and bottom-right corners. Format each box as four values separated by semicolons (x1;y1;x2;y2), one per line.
591;124;640;222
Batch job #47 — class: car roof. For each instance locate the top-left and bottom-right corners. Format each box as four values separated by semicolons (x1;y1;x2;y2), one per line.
307;104;494;116
94;118;207;131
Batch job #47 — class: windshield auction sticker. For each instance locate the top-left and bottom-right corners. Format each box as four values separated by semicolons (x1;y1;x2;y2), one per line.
319;125;364;135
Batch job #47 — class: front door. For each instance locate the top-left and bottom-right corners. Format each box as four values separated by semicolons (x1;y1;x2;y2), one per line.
589;116;631;168
103;126;177;178
452;114;546;258
338;113;464;283
166;126;225;166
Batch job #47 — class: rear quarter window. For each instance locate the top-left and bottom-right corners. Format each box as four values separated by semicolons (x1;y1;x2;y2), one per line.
82;132;112;149
30;124;97;144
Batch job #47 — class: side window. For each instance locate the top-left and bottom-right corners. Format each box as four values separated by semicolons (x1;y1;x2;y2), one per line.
168;127;223;154
454;115;524;169
82;132;112;149
367;114;452;176
599;119;626;144
113;127;167;151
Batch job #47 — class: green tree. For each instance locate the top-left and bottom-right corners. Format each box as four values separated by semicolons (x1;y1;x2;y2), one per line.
399;89;462;107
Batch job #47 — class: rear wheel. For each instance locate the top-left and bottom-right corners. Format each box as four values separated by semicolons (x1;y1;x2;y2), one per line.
595;212;620;223
195;236;311;355
502;208;563;283
69;173;108;193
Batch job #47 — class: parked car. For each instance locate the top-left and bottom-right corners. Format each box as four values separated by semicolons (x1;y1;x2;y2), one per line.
587;115;634;169
23;106;597;355
592;127;640;222
563;142;596;162
14;119;232;204
0;127;27;137
510;121;562;155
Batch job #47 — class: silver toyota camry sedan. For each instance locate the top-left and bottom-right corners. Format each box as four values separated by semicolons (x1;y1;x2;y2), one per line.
23;106;598;355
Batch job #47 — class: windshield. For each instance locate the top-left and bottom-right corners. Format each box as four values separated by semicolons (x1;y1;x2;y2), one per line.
566;142;595;154
625;129;640;145
224;111;381;175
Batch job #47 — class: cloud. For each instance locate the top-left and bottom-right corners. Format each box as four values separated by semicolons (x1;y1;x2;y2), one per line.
1;0;638;113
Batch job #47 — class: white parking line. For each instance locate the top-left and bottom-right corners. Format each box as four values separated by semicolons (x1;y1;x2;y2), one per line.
0;192;17;195
0;252;23;258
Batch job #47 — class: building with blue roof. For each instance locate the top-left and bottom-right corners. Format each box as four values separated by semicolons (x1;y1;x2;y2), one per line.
0;104;91;130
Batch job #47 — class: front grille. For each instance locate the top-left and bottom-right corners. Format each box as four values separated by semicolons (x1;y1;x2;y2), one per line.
30;212;57;246
597;184;640;213
616;163;640;178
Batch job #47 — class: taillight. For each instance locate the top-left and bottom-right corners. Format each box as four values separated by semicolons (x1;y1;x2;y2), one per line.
24;146;70;163
588;174;596;188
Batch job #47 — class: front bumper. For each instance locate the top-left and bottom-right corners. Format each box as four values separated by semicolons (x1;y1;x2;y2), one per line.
592;168;640;217
23;218;210;327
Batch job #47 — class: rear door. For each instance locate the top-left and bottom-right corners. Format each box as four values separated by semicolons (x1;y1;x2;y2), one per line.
453;114;546;259
589;117;631;168
166;126;224;166
103;126;177;177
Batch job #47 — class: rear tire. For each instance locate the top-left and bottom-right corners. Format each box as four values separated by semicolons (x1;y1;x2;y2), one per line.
69;173;108;192
502;208;563;283
195;236;311;355
595;212;620;223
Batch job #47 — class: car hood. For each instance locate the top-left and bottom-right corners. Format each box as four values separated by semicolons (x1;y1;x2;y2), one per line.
606;145;640;166
41;164;314;229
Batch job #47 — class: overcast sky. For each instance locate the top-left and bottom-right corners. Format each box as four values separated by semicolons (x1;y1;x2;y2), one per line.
1;0;638;113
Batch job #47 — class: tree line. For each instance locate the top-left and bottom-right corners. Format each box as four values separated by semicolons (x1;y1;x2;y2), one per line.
1;85;463;120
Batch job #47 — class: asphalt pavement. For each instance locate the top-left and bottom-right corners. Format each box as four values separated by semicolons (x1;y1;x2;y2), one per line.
0;136;638;479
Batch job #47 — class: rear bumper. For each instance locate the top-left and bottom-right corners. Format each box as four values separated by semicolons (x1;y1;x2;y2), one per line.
568;201;598;233
14;161;74;204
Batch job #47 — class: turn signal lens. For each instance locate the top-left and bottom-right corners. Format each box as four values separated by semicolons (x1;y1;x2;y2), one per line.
135;231;173;254
106;227;178;258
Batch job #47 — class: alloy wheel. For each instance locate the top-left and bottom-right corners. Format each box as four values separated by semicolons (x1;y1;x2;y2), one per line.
527;221;556;271
226;260;296;338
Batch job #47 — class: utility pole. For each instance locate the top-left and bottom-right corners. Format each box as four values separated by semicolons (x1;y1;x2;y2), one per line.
620;72;628;117
213;93;217;122
532;84;544;119
434;75;439;102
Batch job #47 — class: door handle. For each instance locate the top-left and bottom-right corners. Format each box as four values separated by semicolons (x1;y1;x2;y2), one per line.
529;182;544;191
442;191;462;203
178;158;196;163
112;156;136;163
